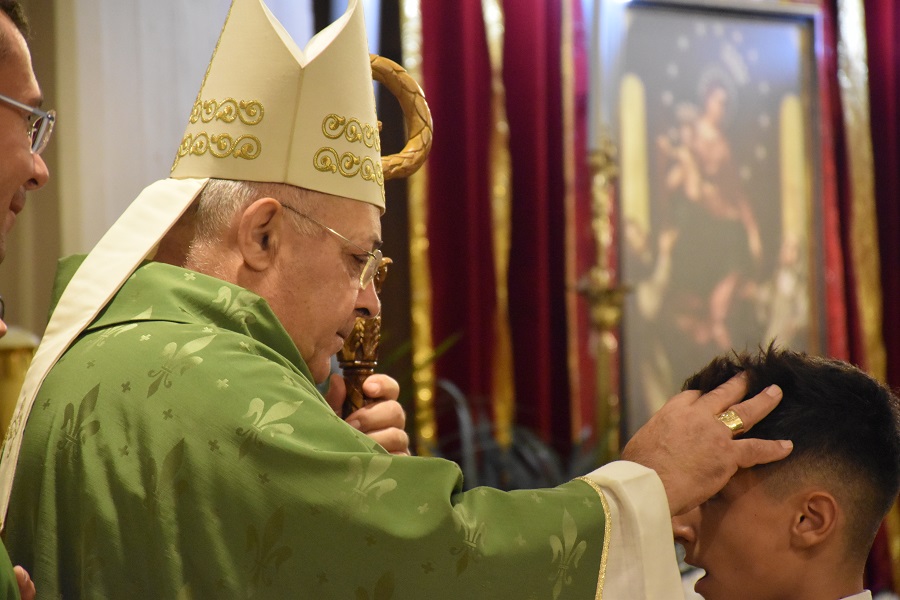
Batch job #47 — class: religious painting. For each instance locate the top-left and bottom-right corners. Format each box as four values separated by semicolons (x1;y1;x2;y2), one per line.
589;0;827;434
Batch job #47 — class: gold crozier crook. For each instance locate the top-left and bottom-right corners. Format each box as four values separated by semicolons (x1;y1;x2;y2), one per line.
338;54;433;418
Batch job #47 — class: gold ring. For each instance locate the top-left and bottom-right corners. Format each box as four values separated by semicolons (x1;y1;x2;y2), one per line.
716;409;745;435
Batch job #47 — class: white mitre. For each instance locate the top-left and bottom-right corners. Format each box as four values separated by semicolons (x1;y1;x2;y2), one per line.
171;0;384;209
0;0;382;525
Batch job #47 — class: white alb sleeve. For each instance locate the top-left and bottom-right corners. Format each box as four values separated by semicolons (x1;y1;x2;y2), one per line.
579;461;685;600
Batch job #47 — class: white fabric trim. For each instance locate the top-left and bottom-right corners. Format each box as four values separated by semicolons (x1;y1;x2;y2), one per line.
0;177;209;528
842;592;872;600
583;461;684;600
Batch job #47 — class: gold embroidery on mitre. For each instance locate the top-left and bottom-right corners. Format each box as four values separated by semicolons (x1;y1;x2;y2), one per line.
322;114;381;151
173;133;262;168
189;98;265;125
314;147;385;187
172;98;265;169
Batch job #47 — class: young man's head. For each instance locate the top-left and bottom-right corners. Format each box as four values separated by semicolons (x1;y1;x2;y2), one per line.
673;347;900;600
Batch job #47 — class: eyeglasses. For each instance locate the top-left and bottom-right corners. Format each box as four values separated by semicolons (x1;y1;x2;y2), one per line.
0;92;56;154
280;203;383;290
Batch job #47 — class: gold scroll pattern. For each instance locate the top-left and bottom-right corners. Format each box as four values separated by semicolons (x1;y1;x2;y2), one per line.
322;114;382;152
175;134;261;164
190;98;265;125
313;147;385;187
172;98;265;169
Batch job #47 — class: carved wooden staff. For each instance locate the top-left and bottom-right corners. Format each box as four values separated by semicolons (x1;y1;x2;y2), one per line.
339;55;433;418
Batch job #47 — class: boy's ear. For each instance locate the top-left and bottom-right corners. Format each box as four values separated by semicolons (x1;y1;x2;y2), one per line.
237;198;286;271
790;491;839;549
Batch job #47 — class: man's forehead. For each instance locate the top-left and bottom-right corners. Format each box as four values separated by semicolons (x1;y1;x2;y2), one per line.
0;14;39;103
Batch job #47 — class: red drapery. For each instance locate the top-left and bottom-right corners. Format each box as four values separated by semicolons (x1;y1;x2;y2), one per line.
817;0;899;591
420;2;498;437
502;0;573;455
863;0;900;592
420;1;582;459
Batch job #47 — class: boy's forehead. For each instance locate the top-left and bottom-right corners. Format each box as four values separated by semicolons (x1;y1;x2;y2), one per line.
723;468;764;495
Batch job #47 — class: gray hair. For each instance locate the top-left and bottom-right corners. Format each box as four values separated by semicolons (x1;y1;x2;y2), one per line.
184;179;322;274
192;179;322;243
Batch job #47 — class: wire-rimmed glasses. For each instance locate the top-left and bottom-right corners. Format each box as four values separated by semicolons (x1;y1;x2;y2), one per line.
280;204;383;290
0;92;56;154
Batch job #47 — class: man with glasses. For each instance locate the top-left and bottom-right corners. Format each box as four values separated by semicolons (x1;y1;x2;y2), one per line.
0;0;49;273
0;1;49;597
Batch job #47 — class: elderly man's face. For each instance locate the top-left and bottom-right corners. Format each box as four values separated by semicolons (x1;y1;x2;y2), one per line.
0;14;49;264
271;193;382;383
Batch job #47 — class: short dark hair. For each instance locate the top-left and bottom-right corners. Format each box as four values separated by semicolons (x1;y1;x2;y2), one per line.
0;0;29;61
683;346;900;559
0;0;29;37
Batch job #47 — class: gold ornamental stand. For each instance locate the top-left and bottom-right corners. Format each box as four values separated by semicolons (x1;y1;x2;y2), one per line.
579;135;628;465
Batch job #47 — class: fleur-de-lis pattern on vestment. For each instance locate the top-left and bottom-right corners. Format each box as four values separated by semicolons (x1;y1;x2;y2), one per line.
58;383;102;460
146;334;216;397
343;455;397;516
235;397;302;458
246;506;293;588
7;259;614;599
83;307;152;350
549;509;588;600
213;286;258;324
143;438;188;514
356;571;395;600
450;504;485;575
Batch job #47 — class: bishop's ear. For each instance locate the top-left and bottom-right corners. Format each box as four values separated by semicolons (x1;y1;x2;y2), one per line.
236;197;285;271
790;491;839;549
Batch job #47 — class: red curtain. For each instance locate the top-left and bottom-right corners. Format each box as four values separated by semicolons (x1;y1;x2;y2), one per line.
864;0;900;592
502;0;574;455
420;1;580;457
817;0;900;591
866;2;900;385
420;2;498;435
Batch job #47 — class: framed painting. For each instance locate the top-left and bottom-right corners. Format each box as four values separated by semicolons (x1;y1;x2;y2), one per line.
588;0;831;434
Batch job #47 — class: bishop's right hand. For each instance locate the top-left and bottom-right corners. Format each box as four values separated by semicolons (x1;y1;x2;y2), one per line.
621;373;792;516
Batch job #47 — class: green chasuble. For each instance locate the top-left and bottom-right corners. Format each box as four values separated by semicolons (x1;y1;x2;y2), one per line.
4;259;612;599
0;543;19;599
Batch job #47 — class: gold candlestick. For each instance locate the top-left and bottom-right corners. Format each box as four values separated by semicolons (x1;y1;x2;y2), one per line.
578;134;629;465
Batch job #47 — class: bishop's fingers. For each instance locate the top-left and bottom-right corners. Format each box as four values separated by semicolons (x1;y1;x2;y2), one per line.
697;371;749;412
726;384;783;434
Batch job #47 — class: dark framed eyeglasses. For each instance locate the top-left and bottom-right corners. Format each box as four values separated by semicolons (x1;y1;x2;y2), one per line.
0;92;56;155
280;203;383;290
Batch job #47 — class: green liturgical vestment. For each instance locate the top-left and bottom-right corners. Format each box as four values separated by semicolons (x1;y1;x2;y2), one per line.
0;544;18;599
4;258;681;599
